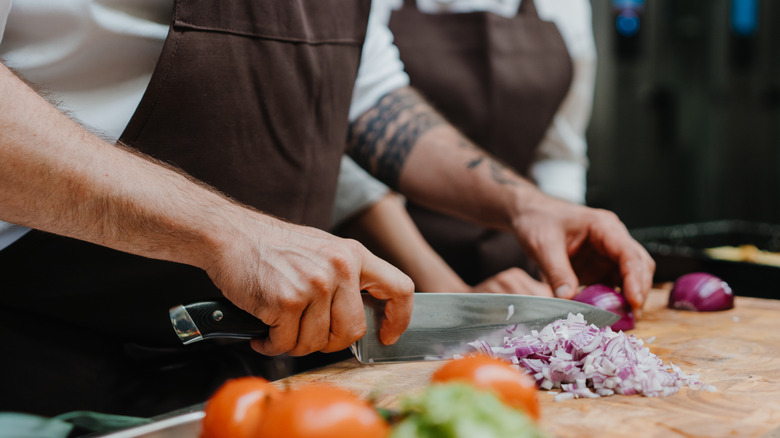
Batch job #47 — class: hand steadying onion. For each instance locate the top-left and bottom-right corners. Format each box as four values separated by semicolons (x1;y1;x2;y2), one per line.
574;284;635;331
668;272;734;312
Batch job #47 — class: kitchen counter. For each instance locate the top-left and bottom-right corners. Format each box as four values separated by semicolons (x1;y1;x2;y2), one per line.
100;287;780;438
277;286;780;438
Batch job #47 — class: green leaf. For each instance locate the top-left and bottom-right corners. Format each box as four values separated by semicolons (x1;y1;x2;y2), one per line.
389;383;549;438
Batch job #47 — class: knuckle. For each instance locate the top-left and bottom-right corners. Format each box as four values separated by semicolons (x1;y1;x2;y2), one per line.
306;273;332;299
342;237;367;254
349;319;368;340
278;292;308;311
311;336;330;353
330;322;367;351
505;267;525;277
329;243;361;281
277;338;297;353
399;275;415;295
592;208;620;222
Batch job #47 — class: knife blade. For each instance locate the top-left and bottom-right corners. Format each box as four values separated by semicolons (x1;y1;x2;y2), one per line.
169;293;618;363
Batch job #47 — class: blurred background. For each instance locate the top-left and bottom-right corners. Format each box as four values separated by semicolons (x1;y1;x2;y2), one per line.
586;0;780;229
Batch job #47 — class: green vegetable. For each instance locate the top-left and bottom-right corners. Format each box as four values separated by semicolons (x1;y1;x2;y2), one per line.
389;383;548;438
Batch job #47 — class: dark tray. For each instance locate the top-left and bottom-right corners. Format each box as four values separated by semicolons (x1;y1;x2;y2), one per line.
630;220;780;300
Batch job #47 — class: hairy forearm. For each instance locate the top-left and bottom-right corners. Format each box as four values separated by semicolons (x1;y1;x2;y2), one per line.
0;64;257;269
347;86;542;232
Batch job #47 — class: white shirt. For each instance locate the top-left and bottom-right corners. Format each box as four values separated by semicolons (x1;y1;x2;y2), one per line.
0;0;409;250
331;0;596;228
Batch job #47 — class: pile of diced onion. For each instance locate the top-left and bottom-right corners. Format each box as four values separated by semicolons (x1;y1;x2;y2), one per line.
468;313;715;401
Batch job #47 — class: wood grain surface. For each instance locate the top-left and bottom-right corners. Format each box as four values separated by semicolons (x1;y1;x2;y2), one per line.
276;287;780;438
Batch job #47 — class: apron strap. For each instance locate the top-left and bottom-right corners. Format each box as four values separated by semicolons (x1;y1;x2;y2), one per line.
518;0;539;17
402;0;416;9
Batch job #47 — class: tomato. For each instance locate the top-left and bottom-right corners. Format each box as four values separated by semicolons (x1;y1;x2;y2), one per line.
257;384;389;438
431;355;541;421
200;376;281;438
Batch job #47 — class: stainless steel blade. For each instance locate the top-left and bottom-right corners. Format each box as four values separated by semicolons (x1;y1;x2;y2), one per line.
350;293;619;363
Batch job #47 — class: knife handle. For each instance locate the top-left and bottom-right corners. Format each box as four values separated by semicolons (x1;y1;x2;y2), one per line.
181;299;269;340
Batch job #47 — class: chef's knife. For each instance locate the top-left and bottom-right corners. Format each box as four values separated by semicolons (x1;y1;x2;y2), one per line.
169;293;618;363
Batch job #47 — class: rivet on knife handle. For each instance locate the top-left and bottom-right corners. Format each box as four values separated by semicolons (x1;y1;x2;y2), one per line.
169;299;270;345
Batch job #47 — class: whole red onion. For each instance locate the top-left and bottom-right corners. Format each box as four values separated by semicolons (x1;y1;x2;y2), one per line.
668;272;734;312
574;284;635;331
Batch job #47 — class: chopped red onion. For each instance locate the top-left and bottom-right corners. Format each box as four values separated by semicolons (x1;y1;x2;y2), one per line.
475;313;711;401
669;272;734;312
574;284;635;331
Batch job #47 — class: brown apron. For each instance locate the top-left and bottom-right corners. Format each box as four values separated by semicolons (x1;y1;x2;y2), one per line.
389;0;573;285
0;0;369;417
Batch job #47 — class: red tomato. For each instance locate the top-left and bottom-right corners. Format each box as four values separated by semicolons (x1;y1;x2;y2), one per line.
200;376;281;438
431;355;541;420
257;384;389;438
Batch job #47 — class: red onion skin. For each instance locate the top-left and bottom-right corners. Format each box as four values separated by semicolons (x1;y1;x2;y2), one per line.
574;284;635;331
669;272;734;312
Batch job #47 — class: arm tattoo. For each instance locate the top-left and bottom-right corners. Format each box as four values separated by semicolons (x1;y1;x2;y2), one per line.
488;160;522;186
461;137;523;187
347;87;445;190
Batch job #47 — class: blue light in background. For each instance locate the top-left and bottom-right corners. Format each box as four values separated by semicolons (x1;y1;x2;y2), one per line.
731;0;759;36
616;10;640;37
612;0;645;9
613;0;644;37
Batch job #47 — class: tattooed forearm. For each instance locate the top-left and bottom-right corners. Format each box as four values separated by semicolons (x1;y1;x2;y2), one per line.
347;87;445;189
465;155;523;186
466;156;484;169
468;152;527;188
488;160;522;186
457;135;522;186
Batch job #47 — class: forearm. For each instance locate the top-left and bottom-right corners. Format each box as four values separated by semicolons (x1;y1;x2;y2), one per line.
347;86;544;232
0;63;256;270
335;193;470;293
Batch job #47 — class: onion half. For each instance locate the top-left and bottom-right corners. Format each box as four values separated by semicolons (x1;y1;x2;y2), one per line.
668;272;734;312
574;284;635;331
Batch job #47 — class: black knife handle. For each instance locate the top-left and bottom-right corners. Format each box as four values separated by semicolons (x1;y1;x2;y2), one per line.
183;299;269;340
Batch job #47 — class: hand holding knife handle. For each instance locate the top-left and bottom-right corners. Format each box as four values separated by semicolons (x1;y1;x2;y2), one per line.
169;299;269;345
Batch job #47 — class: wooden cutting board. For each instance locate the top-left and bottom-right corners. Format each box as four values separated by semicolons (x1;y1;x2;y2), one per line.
276;286;780;438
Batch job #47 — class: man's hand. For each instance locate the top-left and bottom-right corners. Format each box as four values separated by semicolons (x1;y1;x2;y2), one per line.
0;64;414;358
347;86;653;313
206;217;415;357
510;192;655;312
470;267;553;296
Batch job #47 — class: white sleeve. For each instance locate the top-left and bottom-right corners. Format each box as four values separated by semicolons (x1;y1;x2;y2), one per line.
0;0;12;45
531;0;596;205
331;156;391;229
335;0;407;228
348;0;409;122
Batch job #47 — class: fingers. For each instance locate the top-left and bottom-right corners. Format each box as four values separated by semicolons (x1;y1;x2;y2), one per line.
585;210;656;313
472;267;553;297
358;253;415;345
619;242;656;313
250;305;304;357
525;230;580;300
320;284;367;353
284;297;331;357
249;241;412;355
